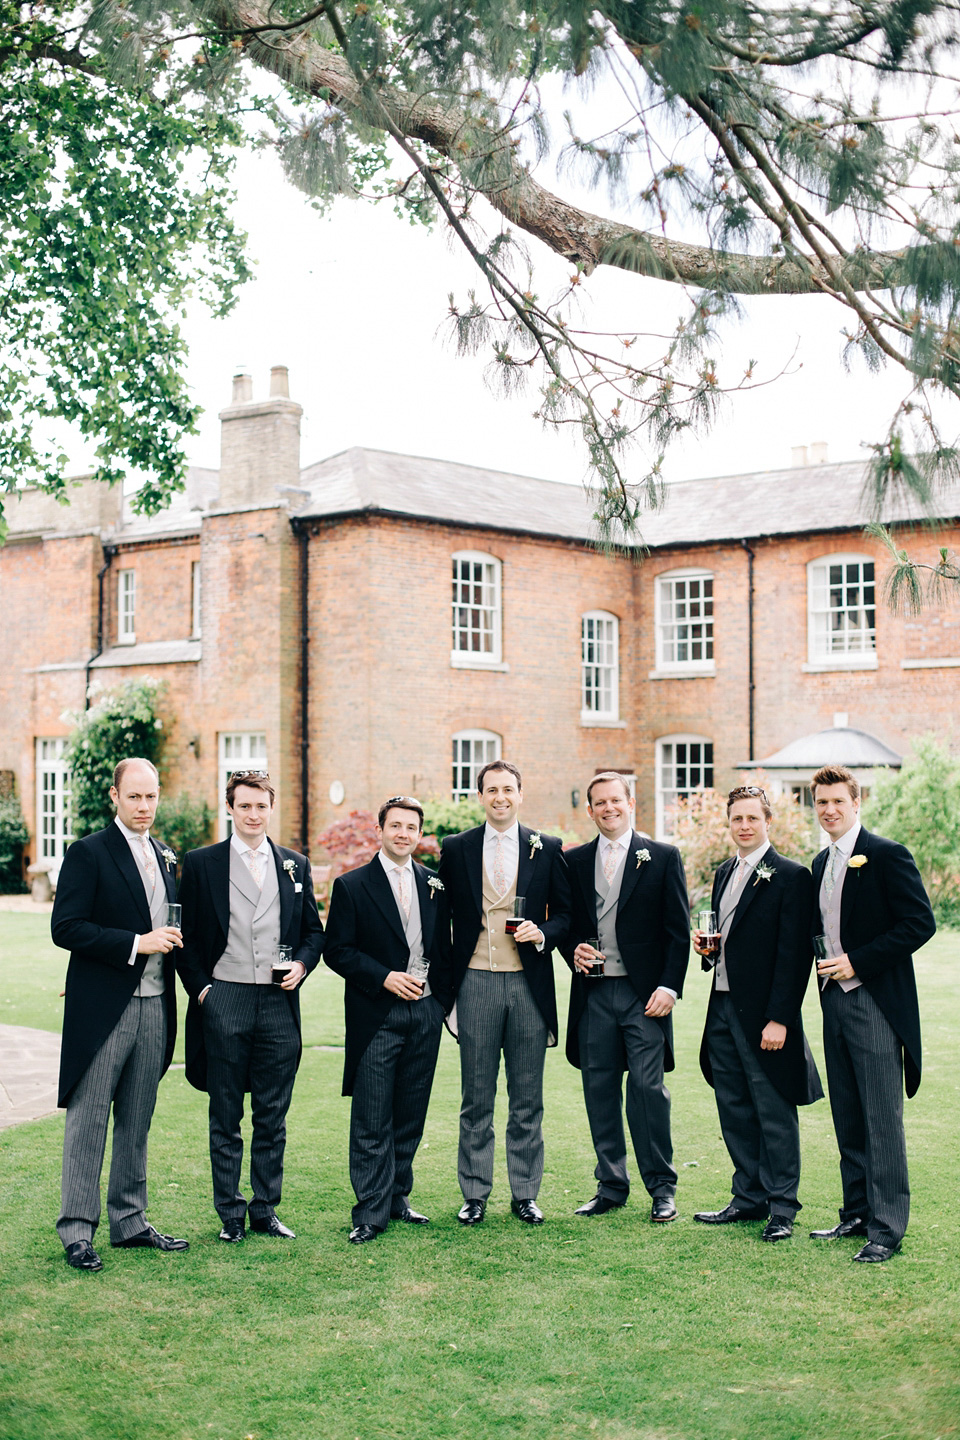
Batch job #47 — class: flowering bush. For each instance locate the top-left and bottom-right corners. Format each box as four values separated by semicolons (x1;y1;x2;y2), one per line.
0;793;30;893
63;678;166;838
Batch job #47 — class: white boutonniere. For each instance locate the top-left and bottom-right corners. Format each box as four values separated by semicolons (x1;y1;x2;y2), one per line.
282;858;297;882
848;855;868;870
753;861;775;886
528;831;543;859
635;848;651;869
428;876;444;900
161;848;176;872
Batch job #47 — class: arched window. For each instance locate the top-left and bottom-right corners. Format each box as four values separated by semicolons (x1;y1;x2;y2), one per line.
581;611;620;722
451;552;502;666
655;734;714;840
452;729;501;800
806;554;876;667
654;569;714;674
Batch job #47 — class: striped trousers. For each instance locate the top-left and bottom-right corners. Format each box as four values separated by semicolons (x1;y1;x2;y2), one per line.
57;994;166;1247
822;982;910;1247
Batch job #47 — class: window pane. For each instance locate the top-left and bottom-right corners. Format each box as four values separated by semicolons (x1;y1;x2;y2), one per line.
452;557;498;656
658;575;714;666
658;737;714;838
809;559;876;657
451;731;500;800
581;614;618;718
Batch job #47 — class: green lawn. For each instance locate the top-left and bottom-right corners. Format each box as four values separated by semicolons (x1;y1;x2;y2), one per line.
1;916;958;1440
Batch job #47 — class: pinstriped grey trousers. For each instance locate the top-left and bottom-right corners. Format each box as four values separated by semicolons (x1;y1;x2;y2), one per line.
57;995;167;1247
822;982;910;1247
456;969;548;1203
350;995;444;1230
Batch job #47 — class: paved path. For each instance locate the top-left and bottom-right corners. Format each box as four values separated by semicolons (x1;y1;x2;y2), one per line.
0;1024;61;1129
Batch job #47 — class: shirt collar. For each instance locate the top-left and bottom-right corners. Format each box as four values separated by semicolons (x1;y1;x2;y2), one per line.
832;821;861;857
484;821;519;844
115;816;150;843
600;829;632;852
378;849;413;874
230;832;270;859
737;839;771;868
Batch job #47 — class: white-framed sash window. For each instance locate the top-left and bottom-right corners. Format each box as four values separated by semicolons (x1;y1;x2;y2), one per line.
581;611;620;722
654;569;714;675
36;738;72;863
451;552;503;667
117;569;136;645
452;729;501;800
806;554;876;669
655;734;714;839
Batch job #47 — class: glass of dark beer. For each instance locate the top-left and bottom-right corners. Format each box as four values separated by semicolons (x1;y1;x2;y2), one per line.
585;936;605;978
505;896;526;936
698;910;720;961
272;944;295;985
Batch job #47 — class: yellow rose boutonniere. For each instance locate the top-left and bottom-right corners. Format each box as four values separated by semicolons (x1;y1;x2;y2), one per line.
848;855;868;870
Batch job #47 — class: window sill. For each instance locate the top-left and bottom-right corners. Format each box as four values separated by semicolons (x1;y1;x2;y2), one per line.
802;656;878;673
647;665;716;680
580;716;627;728
450;653;509;672
901;656;960;669
116;634;137;647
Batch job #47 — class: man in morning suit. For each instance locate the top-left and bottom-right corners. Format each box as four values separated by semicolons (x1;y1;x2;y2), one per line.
176;770;324;1242
324;796;448;1244
562;772;690;1224
692;785;822;1242
432;761;571;1226
51;758;187;1271
808;764;935;1263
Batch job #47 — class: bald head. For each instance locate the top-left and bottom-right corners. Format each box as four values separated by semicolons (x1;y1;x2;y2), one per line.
110;760;160;834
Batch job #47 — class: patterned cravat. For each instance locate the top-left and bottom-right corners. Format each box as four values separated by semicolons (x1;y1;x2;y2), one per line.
138;834;157;887
824;844;839;901
244;847;264;890
492;834;507;895
602;841;620;885
395;866;410;920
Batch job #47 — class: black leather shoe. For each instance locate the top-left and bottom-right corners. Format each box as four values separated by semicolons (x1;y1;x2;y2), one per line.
218;1218;246;1243
651;1197;678;1223
574;1193;625;1217
348;1223;381;1244
511;1199;544;1225
853;1241;899;1263
694;1203;767;1224
65;1240;103;1271
111;1224;189;1251
809;1217;868;1240
391;1204;429;1225
761;1216;793;1242
457;1200;486;1225
250;1216;296;1238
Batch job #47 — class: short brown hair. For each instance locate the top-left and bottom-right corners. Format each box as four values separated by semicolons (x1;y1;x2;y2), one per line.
727;784;773;820
225;770;276;808
586;771;632;806
477;760;522;793
112;758;159;790
811;765;860;801
378;795;424;831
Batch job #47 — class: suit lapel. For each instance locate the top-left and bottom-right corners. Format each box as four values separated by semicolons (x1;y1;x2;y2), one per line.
150;838;177;902
271;840;294;939
364;857;408;946
209;840;232;940
578;838;601;925
615;831;647;913
712;857;736;914
517;824;537;898
103;823;152;930
727;849;772;937
462;826;485;919
414;864;435;952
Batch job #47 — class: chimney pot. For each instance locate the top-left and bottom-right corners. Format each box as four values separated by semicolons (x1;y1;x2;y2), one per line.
810;441;828;464
232;371;253;404
270;366;290;398
791;445;808;467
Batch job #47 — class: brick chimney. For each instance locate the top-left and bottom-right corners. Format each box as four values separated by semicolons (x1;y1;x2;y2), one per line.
217;366;302;510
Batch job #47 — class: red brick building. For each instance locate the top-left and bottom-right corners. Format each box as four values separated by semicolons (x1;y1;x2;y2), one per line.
3;366;958;873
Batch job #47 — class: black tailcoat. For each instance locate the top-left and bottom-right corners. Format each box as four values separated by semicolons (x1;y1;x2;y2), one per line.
323;857;449;1095
560;834;690;1072
430;824;572;1044
699;847;822;1106
175;838;324;1091
811;826;934;1098
51;824;178;1106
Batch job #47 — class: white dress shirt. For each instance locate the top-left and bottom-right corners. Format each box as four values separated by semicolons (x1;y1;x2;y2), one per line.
598;829;630;877
114;816;155;966
714;839;771;991
378;847;413;908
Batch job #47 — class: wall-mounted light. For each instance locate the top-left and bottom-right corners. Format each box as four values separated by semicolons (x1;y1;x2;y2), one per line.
571;788;581;809
186;736;201;759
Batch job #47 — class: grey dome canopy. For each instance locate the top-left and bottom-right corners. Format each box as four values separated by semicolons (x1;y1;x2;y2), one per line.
740;727;902;771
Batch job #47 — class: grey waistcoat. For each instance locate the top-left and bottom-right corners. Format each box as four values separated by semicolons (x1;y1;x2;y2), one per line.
819;852;862;993
398;868;430;997
131;840;167;997
214;846;282;985
595;844;628;978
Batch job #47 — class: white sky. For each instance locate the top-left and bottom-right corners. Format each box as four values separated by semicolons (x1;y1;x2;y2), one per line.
177;141;916;492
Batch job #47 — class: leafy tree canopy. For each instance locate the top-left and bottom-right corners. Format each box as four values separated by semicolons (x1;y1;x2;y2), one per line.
6;0;960;540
